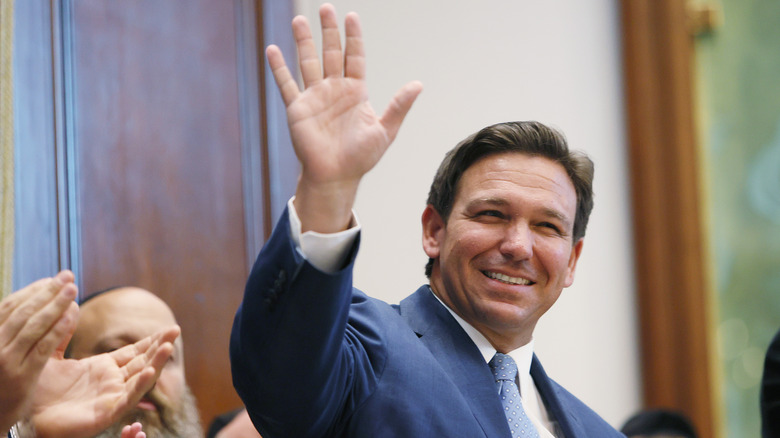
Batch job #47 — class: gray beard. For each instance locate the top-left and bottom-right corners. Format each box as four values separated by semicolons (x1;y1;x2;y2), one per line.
92;386;204;438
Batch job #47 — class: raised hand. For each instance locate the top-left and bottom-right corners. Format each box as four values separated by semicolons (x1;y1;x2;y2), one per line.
267;3;422;233
0;271;79;434
29;326;180;438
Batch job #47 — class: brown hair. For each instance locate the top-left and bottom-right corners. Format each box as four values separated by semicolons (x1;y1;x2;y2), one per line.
424;121;594;277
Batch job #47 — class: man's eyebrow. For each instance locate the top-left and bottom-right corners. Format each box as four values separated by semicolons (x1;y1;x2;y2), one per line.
93;334;134;353
465;198;509;208
541;207;572;227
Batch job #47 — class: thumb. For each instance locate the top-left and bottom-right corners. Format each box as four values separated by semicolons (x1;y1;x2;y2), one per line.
52;301;79;359
379;80;423;143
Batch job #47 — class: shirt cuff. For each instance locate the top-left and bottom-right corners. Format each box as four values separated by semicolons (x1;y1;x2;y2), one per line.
287;197;361;273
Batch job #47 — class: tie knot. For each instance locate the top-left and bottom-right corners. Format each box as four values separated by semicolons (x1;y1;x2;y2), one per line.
489;353;518;382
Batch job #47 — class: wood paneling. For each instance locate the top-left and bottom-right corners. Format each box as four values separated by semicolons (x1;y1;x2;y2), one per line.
14;0;300;430
13;0;294;428
15;0;300;428
66;0;252;426
620;1;718;437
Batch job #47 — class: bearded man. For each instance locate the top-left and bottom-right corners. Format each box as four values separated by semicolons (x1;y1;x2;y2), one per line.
66;287;204;438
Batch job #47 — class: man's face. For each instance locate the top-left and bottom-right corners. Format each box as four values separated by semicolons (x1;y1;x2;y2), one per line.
67;287;202;437
423;152;583;351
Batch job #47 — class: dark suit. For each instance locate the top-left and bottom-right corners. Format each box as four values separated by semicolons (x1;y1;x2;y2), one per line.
230;209;623;437
762;328;780;438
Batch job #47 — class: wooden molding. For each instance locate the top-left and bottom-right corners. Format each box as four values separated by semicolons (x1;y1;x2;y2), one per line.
620;1;718;437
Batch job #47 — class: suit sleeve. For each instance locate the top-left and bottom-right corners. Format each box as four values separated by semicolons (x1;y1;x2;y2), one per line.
230;207;383;437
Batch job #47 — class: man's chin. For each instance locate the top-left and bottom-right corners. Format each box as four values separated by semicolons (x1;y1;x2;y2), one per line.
92;386;204;438
123;408;165;432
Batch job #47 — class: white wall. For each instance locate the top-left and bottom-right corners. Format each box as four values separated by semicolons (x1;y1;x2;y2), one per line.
293;0;641;427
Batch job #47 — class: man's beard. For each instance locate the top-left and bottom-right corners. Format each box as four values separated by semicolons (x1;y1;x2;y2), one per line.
93;385;204;438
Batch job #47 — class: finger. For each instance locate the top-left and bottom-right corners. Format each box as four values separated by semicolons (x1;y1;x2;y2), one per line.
379;81;423;142
53;270;75;285
121;422;144;438
0;281;41;326
0;278;47;323
292;14;322;88
0;271;74;325
112;337;156;374
109;365;160;418
20;299;78;373
109;325;181;372
157;325;181;347
12;282;77;359
267;45;300;107
52;300;80;360
343;12;365;79
118;323;178;365
120;342;174;411
319;3;343;78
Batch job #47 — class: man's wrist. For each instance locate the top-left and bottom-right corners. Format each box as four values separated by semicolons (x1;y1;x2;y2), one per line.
288;197;361;273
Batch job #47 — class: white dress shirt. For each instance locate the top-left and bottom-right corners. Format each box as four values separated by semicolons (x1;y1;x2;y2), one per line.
287;198;556;437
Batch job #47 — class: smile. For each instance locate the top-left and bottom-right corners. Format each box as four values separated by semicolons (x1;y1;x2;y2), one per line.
482;271;533;285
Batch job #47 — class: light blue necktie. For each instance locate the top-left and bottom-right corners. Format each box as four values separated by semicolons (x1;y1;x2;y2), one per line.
489;353;541;438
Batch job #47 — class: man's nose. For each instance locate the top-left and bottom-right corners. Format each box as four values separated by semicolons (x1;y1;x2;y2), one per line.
498;223;533;261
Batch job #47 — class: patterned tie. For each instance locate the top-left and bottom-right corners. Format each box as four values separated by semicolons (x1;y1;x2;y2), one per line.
489;353;541;438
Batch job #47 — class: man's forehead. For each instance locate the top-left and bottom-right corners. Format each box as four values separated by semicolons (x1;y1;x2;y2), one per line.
460;154;575;196
71;288;180;356
77;288;176;336
82;287;174;317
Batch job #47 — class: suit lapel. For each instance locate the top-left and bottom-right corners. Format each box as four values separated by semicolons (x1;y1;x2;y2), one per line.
531;355;583;437
398;286;510;438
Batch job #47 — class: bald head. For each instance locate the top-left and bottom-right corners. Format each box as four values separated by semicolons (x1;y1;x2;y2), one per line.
68;287;179;358
66;287;202;437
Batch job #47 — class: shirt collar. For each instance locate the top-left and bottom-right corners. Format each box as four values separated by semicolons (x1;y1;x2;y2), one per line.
427;286;534;376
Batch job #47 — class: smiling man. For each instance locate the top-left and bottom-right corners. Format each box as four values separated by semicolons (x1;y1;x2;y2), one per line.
66;287;204;438
230;3;623;437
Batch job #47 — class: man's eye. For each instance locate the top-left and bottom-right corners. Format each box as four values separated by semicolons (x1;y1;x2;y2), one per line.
477;210;504;218
539;222;561;233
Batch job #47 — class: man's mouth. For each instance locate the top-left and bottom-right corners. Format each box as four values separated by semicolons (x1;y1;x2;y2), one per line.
482;271;533;285
137;398;158;411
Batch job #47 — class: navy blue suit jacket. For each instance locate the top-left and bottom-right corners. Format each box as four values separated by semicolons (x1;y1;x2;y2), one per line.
230;209;623;437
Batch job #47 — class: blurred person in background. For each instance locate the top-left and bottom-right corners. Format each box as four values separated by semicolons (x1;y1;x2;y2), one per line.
1;272;177;438
65;286;204;438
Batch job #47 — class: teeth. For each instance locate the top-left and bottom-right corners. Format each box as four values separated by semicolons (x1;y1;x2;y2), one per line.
484;271;531;285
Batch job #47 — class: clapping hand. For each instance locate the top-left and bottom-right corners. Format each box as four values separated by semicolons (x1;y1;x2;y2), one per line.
29;325;180;438
0;271;79;434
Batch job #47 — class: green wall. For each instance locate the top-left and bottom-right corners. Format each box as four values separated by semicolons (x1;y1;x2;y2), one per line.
694;1;780;436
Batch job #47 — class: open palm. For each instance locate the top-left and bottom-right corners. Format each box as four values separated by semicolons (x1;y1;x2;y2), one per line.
30;327;179;438
266;3;421;232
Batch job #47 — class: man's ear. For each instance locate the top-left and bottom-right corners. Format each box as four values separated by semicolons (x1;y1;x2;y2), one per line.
563;238;584;287
421;205;444;259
